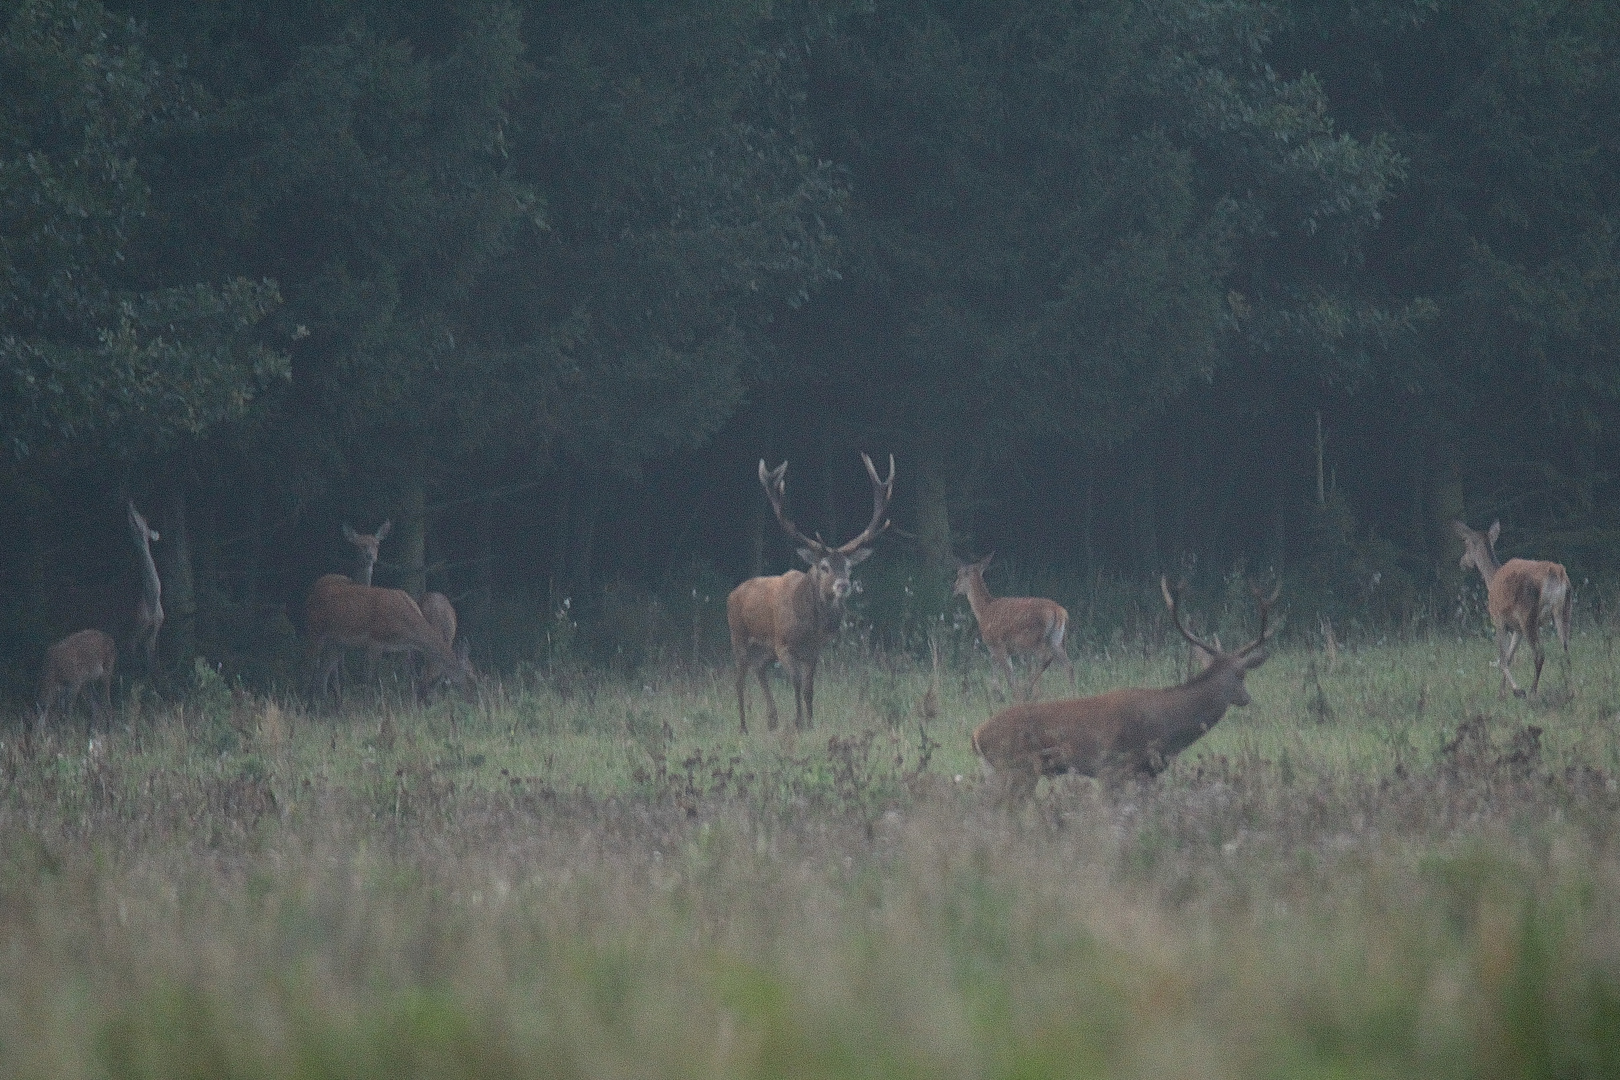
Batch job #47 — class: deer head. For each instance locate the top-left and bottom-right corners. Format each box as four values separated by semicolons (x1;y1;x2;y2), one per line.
758;453;894;611
1161;576;1278;708
952;553;993;598
1452;519;1501;580
342;520;392;586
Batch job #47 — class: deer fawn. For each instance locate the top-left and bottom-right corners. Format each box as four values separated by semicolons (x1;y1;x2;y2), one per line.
1453;520;1572;698
727;453;895;734
972;578;1277;799
37;629;117;730
127;501;162;675
953;553;1075;700
342;520;392;586
304;575;471;704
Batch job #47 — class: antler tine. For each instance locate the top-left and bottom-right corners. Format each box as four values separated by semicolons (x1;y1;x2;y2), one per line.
758;459;826;554
835;452;896;555
1238;581;1283;655
1161;575;1221;656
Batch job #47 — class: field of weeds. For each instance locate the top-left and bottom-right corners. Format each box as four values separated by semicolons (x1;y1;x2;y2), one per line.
4;627;1620;1078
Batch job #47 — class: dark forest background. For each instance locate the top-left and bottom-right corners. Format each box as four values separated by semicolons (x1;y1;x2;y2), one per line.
4;0;1619;689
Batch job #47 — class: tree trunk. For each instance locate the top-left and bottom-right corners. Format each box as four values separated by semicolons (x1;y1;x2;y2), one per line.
914;455;954;573
1427;437;1466;583
398;476;427;601
162;484;197;668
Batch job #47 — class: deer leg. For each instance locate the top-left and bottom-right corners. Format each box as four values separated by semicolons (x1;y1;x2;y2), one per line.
734;656;749;734
1497;629;1523;698
1529;624;1545;695
1028;651;1056;702
756;660;779;731
992;646;1016;701
801;656;818;730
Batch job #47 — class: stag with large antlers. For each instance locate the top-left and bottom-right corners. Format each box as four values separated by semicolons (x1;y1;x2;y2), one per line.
727;453;895;734
953;553;1075;700
1453;520;1572;698
972;578;1278;799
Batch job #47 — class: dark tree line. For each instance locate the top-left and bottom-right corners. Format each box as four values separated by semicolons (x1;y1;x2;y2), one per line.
2;0;1617;687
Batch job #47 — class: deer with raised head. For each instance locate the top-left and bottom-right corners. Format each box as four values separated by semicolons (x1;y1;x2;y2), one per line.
972;578;1278;799
127;501;162;675
953;553;1075;700
727;453;895;734
305;575;471;704
342;520;392;586
1452;520;1572;698
36;629;117;731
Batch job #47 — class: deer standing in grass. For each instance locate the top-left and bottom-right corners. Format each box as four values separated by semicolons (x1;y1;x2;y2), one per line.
727;453;895;734
953;554;1074;700
972;578;1278;799
304;575;471;704
415;590;471;692
36;629;117;731
128;501;162;675
342;520;391;586
1452;520;1572;698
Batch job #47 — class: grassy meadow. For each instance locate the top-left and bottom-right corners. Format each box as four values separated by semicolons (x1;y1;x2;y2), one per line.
5;616;1620;1078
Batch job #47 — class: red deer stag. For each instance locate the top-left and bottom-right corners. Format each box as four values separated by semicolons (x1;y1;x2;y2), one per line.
1453;520;1572;698
972;578;1278;799
305;575;471;704
128;501;162;675
37;629;117;730
342;520;392;586
953;553;1075;700
727;453;895;734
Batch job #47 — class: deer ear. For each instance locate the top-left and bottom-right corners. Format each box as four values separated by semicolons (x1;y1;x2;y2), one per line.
1242;649;1269;669
376;520;392;541
847;547;874;566
1487;521;1500;546
980;552;994;570
1451;521;1471;540
1193;643;1217;670
342;524;358;542
797;547;818;566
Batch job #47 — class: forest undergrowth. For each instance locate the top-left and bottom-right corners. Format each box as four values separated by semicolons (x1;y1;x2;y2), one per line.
5;626;1620;1078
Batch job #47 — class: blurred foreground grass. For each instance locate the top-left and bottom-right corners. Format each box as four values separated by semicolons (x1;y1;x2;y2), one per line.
4;629;1620;1078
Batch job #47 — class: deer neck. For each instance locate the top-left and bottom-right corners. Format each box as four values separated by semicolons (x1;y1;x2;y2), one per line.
795;565;844;635
1471;549;1501;587
1154;673;1233;749
962;572;994;623
133;529;161;604
356;558;375;587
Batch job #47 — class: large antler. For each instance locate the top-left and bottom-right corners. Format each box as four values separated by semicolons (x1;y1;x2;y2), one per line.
758;459;826;554
1161;577;1220;656
758;454;895;556
834;452;895;555
1237;582;1282;656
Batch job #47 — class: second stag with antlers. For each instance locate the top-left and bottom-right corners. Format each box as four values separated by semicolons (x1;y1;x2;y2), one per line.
727;453;895;734
972;578;1278;798
1453;520;1572;698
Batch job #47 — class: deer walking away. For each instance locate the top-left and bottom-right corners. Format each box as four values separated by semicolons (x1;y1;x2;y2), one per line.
972;578;1278;799
727;453;895;734
953;553;1075;700
1453;520;1571;698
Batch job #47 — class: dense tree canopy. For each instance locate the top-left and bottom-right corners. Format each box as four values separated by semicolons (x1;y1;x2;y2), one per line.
1;0;1617;685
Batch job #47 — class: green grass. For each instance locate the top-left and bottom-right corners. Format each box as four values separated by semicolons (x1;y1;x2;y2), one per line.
3;625;1620;1078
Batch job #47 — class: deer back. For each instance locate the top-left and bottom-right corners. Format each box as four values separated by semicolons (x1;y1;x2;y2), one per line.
1489;558;1571;633
40;629;117;696
421;591;458;647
